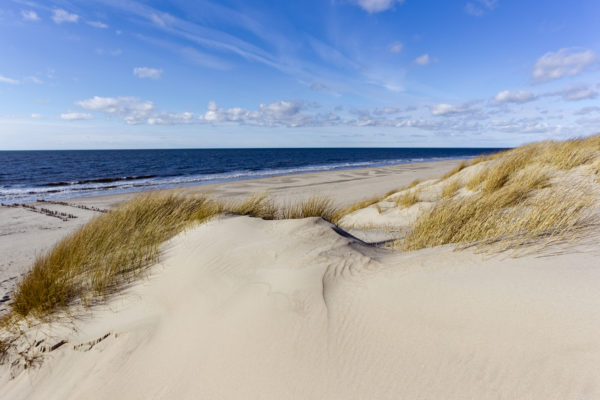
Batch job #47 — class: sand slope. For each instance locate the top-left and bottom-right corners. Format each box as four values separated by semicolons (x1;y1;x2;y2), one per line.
0;159;461;311
2;215;599;399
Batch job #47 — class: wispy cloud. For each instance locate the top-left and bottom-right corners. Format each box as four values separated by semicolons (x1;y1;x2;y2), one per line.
352;0;405;13
414;54;431;66
25;76;43;84
554;84;597;101
133;67;162;79
52;9;79;24
388;42;403;53
179;47;231;70
96;48;123;56
60;112;93;121
495;90;537;104
465;0;498;16
21;10;40;21
0;74;19;85
87;21;108;29
533;48;597;83
431;103;476;116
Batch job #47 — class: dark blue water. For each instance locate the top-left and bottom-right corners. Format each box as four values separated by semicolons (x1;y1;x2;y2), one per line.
0;148;503;204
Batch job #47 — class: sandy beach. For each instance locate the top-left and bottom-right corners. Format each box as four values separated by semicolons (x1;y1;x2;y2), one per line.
3;0;598;397
1;149;600;399
0;159;461;311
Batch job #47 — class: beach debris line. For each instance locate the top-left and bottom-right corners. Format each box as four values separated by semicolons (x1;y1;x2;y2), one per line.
36;199;108;214
0;203;77;221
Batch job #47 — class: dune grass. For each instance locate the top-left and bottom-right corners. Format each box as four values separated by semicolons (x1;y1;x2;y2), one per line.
11;194;224;318
331;195;383;223
0;192;341;361
438;161;468;181
441;179;461;199
2;135;599;361
5;192;339;324
394;189;420;208
401;135;599;250
279;196;337;220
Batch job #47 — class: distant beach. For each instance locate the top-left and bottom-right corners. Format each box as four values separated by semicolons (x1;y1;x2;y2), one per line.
0;148;501;204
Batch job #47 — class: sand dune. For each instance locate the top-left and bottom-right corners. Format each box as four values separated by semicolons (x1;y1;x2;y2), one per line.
3;215;599;399
0;159;461;310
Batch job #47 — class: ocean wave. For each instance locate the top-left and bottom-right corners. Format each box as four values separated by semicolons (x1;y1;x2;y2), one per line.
44;175;158;186
0;156;463;204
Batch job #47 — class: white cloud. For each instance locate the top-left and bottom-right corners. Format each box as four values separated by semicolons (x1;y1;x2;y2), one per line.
133;67;162;79
414;54;431;66
388;42;403;53
557;84;597;101
150;12;175;27
310;82;328;91
30;113;43;119
60;112;93;121
87;21;108;29
25;76;43;84
465;0;498;16
76;96;155;124
0;75;19;85
147;112;195;125
491;118;566;135
574;106;600;115
180;47;231;70
495;90;536;104
431;103;474;116
21;10;40;21
352;0;405;13
96;48;123;56
533;48;597;83
52;9;79;24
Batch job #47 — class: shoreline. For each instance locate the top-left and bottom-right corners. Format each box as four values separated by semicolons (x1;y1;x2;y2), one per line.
0;158;463;312
3;133;600;399
1;156;476;206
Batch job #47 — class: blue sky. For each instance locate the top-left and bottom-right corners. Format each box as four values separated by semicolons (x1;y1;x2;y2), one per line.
0;0;599;149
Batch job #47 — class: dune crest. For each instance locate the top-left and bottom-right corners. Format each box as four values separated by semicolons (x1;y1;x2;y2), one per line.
2;215;600;399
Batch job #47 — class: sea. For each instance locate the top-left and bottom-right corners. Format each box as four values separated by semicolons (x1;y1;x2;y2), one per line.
0;148;503;204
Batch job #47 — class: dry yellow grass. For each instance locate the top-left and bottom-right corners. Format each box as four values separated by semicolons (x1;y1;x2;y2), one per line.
401;183;593;251
591;159;600;182
9;192;342;321
280;196;337;221
395;189;420;208
465;135;600;193
439;161;468;181
405;179;422;189
3;134;599;361
1;191;343;361
401;134;600;251
11;194;222;318
441;179;461;199
331;195;382;223
226;192;277;219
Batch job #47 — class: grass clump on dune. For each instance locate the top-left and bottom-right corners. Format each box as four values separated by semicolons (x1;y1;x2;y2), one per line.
331;195;383;223
280;196;337;221
441;179;461;199
439;161;468;181
226;192;278;219
401;135;599;250
11;194;223;318
395;189;420;208
6;192;340;324
402;184;592;251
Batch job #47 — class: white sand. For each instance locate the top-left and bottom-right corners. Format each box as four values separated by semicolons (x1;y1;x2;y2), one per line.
2;157;600;399
0;159;460;310
2;215;599;399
